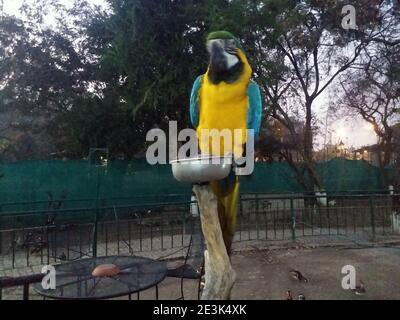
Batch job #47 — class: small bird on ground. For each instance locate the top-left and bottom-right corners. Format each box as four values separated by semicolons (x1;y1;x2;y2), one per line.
285;290;293;300
289;269;308;282
352;281;366;295
298;293;306;300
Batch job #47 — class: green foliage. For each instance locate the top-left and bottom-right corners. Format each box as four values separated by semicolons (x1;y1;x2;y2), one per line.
61;0;215;156
0;0;213;159
91;0;210;121
0;0;398;164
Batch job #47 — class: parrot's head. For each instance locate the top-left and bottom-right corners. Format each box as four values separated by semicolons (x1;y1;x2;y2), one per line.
206;31;247;84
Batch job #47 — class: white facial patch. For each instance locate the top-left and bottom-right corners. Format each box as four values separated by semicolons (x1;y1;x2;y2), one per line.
207;39;240;69
224;51;239;68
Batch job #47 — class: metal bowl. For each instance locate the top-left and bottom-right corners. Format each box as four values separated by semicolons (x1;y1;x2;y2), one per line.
171;156;232;183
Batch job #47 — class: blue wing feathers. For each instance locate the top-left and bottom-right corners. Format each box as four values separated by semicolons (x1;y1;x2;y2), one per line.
247;81;262;137
190;75;203;128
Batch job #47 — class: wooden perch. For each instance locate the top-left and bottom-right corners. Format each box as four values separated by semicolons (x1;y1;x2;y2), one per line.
193;184;236;300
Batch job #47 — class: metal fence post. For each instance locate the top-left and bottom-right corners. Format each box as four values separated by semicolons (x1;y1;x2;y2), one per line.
23;283;29;300
290;196;296;242
92;165;100;258
93;207;98;257
369;196;376;241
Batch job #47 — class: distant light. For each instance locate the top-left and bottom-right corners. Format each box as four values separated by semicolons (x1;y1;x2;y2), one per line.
365;123;375;131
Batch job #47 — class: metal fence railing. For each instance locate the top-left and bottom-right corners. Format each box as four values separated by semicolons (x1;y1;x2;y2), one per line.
1;192;400;273
1;192;400;300
239;193;399;243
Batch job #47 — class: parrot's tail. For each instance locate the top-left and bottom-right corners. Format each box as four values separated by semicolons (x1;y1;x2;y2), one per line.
210;173;240;256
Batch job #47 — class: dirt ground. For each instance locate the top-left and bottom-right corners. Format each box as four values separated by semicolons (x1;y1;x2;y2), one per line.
2;242;400;300
155;245;400;300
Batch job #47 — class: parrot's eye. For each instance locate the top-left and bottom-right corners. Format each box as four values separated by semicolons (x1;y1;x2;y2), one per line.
227;39;236;46
225;47;237;55
225;39;237;55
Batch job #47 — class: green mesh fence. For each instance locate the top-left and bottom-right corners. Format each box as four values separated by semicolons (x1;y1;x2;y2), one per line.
0;158;387;214
0;160;192;213
241;162;301;194
317;158;386;193
241;158;386;194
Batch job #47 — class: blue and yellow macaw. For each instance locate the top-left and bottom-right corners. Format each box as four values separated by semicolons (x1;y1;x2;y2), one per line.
189;31;262;254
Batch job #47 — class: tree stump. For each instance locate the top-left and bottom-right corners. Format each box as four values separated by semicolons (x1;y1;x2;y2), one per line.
193;184;236;300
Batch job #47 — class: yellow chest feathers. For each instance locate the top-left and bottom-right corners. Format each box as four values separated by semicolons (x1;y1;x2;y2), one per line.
197;50;252;156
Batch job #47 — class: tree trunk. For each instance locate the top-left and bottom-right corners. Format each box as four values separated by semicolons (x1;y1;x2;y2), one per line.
193;184;236;300
303;100;321;191
378;135;393;187
304;101;313;165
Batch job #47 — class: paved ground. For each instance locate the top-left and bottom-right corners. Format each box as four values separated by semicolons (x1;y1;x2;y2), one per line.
2;237;400;300
231;245;400;300
152;244;400;300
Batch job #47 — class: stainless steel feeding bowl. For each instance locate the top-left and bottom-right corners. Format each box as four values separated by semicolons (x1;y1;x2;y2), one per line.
171;156;232;183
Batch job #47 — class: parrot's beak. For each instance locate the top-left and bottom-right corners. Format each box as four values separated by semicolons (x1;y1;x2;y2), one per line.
210;41;228;72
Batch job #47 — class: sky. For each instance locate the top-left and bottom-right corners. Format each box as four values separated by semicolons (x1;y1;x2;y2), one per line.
2;0;378;149
3;0;108;16
328;118;377;150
